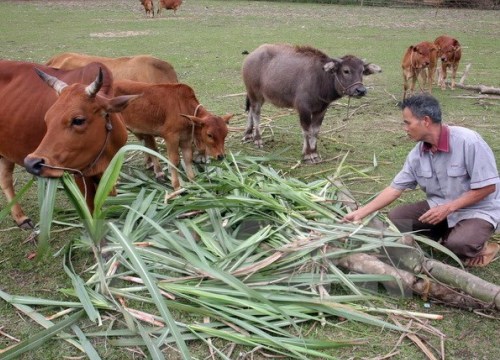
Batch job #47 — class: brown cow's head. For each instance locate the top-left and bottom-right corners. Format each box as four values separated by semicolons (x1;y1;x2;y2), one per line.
409;42;437;69
24;68;138;178
323;56;382;97
181;114;232;160
437;39;461;62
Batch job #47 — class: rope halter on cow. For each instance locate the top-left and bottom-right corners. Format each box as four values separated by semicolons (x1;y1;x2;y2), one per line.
332;73;362;121
39;113;113;202
190;104;204;149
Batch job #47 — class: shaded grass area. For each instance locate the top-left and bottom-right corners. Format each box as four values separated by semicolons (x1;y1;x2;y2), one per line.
0;0;499;359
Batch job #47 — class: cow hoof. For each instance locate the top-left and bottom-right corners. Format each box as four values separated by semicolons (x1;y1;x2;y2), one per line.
242;134;254;143
303;154;321;164
194;155;208;164
254;139;263;148
155;172;166;182
18;218;35;230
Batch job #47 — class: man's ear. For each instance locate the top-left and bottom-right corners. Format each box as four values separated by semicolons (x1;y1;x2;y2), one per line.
423;115;432;127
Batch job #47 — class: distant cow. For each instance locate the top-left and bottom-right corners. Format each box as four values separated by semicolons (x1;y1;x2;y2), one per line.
242;43;381;163
46;53;178;84
140;0;154;17
401;41;438;99
113;80;232;190
0;61;137;229
157;0;183;16
434;35;462;90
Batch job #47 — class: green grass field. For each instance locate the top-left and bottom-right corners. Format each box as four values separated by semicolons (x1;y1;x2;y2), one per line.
0;1;499;359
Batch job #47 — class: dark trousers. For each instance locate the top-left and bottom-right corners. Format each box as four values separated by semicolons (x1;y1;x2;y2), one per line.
388;201;493;258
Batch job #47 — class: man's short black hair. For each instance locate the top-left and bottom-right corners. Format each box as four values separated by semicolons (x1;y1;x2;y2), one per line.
400;94;442;123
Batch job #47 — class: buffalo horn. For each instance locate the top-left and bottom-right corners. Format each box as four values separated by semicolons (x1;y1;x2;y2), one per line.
85;67;103;98
34;68;68;95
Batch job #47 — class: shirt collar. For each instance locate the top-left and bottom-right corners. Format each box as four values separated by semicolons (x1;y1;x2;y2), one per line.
421;125;450;153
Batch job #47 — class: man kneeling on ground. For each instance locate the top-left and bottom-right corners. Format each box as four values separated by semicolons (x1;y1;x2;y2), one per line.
343;94;500;267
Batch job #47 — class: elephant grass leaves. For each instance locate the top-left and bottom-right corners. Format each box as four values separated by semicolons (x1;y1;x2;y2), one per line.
2;147;418;359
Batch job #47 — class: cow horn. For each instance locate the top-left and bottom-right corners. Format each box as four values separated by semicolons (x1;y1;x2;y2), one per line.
85;67;103;98
34;68;68;95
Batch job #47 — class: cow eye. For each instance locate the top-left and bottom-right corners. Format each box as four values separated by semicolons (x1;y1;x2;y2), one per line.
343;68;350;75
71;117;86;126
207;133;213;139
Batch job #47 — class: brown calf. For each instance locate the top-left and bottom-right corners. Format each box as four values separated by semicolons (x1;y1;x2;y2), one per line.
401;41;438;99
113;80;232;190
434;35;462;90
157;0;183;16
140;0;154;17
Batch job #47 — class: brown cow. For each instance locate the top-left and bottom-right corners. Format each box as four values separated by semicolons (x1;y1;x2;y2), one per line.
0;61;137;229
113;80;232;190
434;35;462;90
242;44;381;163
157;0;183;16
140;0;154;17
46;53;178;84
401;41;438;99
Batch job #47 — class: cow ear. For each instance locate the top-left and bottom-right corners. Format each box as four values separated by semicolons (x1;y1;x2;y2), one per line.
323;58;341;73
107;94;141;113
363;63;382;75
222;114;233;124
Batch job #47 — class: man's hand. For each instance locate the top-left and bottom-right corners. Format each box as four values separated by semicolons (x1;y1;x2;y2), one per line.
342;209;366;223
418;204;452;225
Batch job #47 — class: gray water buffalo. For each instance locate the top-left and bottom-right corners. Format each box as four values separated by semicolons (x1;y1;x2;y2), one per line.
242;43;381;162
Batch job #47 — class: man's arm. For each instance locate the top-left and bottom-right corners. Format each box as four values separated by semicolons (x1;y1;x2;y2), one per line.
342;186;403;222
419;184;496;225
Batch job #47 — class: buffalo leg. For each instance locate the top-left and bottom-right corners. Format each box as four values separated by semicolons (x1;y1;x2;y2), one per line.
243;100;263;148
299;108;325;163
0;158;33;229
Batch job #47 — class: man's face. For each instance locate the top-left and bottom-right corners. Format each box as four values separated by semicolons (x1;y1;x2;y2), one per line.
402;107;426;141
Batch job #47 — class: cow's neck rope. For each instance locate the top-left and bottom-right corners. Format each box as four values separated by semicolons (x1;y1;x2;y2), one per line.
40;114;113;201
333;74;361;120
191;104;202;147
334;73;362;96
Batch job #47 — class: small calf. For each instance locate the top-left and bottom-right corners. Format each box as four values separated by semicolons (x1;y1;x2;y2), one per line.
157;0;183;16
401;41;438;99
113;80;232;190
434;35;462;90
140;0;154;17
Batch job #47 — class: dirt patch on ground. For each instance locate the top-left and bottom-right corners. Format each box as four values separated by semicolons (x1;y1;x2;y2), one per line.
89;30;153;38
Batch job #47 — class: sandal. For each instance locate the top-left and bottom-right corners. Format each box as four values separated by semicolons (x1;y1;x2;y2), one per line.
464;242;500;268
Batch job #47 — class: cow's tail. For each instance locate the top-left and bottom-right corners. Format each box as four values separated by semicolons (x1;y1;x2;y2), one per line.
245;96;250;112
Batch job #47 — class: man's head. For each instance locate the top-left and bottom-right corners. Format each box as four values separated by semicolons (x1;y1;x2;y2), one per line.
400;94;442;123
400;94;442;142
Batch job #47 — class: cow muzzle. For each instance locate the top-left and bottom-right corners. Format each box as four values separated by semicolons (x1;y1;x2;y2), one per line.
24;156;64;178
350;86;367;98
24;156;45;176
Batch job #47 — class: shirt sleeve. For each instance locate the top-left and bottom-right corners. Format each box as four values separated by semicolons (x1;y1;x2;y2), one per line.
466;137;500;189
391;149;419;190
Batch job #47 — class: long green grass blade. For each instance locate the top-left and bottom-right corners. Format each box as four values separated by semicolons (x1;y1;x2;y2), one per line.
0;310;84;360
108;222;191;359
